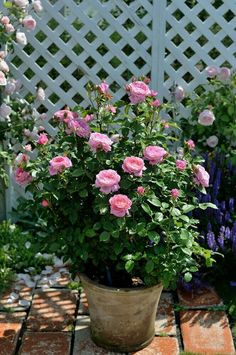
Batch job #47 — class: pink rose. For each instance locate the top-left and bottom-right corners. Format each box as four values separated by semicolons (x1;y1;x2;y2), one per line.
0;71;7;86
98;81;109;94
206;135;218;148
5;24;14;33
143;146;167;165
54;110;77;122
22;16;37;31
193;165;209;188
14;167;32;186
5;80;16;95
95;169;121;194
198;110;215;126
150;90;158;97
122;156;146;177
0;51;6;59
37;133;48;145
15;153;29;165
33;0;43;13
186;139;195;150
14;0;29;7
126;81;151;104
24;144;32;152
218;67;231;81
49;156;72;176
88;132;113;153
1;16;10;25
171;189;180;199
41;200;49;207
176;160;187;171
84;114;94;122
105;105;116;113
150;99;161;107
175;86;185;101
109;194;132;217
205;66;219;78
137;186;145;195
65;118;90;138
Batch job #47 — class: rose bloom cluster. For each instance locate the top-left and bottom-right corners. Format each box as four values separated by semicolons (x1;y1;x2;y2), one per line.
13;80;210;219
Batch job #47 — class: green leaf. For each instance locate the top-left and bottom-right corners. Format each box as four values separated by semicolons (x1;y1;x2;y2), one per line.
114;242;123;255
85;228;96;237
79;190;88;198
198;203;218;210
4;2;13;8
171;208;181;217
145;260;154;273
154;212;163;222
99;231;110;242
161;202;169;209
71;168;84;177
148;231;160;244
147;198;161;207
179;215;190;223
125;260;134;273
184;272;192;282
182;204;195;213
141;203;153;216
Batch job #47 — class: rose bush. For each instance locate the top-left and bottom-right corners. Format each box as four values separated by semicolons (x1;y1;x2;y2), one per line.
14;79;216;288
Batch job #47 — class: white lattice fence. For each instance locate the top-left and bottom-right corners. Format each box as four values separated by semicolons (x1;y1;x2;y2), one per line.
1;0;236;213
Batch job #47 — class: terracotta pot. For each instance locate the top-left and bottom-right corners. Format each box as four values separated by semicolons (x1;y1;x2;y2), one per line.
79;273;163;352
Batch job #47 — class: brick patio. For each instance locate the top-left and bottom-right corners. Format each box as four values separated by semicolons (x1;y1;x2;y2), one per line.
0;275;235;355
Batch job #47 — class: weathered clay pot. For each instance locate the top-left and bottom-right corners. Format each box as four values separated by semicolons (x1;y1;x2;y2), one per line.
79;273;163;352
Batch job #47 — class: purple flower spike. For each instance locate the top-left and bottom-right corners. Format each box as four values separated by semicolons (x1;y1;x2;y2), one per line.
230;281;236;287
225;227;231;239
229;198;234;211
224;211;231;222
207;231;218;251
217;234;224;250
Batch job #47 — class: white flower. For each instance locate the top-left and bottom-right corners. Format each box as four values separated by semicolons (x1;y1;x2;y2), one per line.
0;103;12;118
198;110;215;126
14;0;29;8
36;87;46;101
206;135;219;148
16;32;27;46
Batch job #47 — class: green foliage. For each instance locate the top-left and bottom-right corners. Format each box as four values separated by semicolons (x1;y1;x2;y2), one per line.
14;81;215;288
180;70;236;162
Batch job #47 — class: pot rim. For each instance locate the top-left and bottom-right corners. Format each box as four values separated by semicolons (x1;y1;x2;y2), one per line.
79;273;163;294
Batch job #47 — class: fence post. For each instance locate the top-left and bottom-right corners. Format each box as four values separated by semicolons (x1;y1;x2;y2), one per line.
151;0;167;100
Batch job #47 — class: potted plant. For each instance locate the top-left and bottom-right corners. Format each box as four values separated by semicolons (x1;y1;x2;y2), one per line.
13;78;215;352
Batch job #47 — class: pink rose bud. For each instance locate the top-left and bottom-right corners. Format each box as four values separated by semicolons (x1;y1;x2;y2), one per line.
14;167;32;186
0;51;6;59
218;67;231;81
0;71;7;86
88;132;113;153
16;32;27;46
0;60;9;73
40;113;47;120
150;89;158;97
23;15;37;31
105;104;116;113
150;99;161;107
171;189;180;199
37;133;48;145
36;87;45;101
49;156;72;176
122;156;146;177
126;81;151;104
15;153;29;165
95;169;121;194
23;129;31;137
33;0;43;13
175;86;185;101
193;165;209;188
98;81;109;94
198;109;215;126
205;66;219;78
176;159;187;171
1;16;10;25
54;109;77;122
137;186;145;195
24;144;32;152
83;114;94;122
109;194;132;218
143;146;167;165
5;24;15;33
206;135;218;148
186;139;195;150
41;200;49;207
0;103;11;118
14;0;29;7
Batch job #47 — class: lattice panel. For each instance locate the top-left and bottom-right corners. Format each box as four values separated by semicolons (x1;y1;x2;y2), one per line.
164;0;236;116
8;0;153;120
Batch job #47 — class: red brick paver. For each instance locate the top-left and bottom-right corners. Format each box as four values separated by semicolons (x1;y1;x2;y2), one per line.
180;310;235;354
0;287;33;310
0;312;26;355
19;332;71;355
178;286;222;308
132;337;179;355
155;292;176;336
27;289;77;331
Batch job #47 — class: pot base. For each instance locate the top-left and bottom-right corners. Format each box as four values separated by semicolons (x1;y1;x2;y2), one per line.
91;330;155;352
